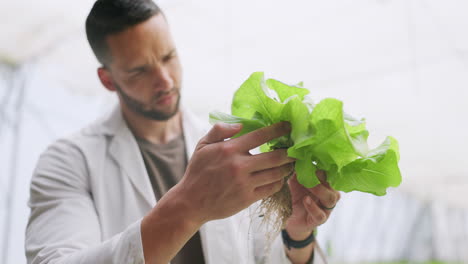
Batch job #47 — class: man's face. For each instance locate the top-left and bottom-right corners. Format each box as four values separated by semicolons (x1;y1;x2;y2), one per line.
104;14;182;121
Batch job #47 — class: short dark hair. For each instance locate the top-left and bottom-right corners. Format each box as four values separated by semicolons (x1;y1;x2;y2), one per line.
85;0;162;66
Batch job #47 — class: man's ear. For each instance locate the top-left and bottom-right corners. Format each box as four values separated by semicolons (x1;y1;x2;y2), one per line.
97;67;117;92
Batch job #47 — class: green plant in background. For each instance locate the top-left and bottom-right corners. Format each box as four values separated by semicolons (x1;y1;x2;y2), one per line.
210;72;402;195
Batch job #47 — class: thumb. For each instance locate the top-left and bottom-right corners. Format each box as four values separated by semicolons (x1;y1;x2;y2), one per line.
203;123;243;144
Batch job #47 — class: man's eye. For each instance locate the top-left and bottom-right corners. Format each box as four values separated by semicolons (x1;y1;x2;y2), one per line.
163;54;176;63
132;68;147;76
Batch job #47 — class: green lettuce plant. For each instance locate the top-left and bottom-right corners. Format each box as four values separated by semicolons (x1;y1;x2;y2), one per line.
210;72;401;196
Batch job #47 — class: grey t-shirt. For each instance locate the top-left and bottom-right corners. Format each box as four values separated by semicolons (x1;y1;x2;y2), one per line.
137;134;205;264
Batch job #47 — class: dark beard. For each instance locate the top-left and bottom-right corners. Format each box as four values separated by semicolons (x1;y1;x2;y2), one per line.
114;83;181;121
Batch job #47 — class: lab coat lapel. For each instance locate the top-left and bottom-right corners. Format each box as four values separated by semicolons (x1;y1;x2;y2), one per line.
107;108;156;208
181;107;208;160
103;106;208;210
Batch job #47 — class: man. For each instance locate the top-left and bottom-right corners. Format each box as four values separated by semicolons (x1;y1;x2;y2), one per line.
25;1;340;263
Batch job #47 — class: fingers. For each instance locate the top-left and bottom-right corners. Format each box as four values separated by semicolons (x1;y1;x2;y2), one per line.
232;121;291;152
307;170;340;209
249;148;295;171
251;163;294;187
308;184;339;209
253;179;284;200
202;123;243;145
303;196;327;226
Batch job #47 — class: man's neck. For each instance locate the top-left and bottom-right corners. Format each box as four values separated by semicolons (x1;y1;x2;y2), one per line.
121;106;182;145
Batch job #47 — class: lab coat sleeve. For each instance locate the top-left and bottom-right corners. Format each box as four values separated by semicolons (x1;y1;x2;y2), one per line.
25;139;145;264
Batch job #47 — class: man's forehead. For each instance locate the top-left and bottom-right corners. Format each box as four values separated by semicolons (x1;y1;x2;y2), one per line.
105;14;174;68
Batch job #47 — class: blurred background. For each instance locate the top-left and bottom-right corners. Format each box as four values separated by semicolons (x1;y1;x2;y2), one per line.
1;0;467;263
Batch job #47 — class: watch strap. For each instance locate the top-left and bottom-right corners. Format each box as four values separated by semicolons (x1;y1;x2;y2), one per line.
281;229;315;250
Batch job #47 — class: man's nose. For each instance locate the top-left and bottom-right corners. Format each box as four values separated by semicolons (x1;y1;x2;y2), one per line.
152;66;174;91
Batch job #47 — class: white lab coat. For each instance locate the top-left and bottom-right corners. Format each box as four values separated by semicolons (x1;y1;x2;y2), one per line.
25;106;325;264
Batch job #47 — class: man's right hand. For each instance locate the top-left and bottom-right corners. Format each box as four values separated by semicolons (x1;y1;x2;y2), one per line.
141;122;294;263
178;121;295;225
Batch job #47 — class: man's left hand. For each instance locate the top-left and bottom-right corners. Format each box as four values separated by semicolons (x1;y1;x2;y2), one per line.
285;170;340;239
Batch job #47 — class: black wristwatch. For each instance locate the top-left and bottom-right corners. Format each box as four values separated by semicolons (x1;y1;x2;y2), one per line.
281;229;315;250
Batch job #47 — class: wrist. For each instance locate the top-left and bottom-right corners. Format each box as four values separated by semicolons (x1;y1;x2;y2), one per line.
141;186;203;263
143;185;203;235
285;227;314;241
282;228;315;249
285;219;316;241
282;229;315;264
164;183;206;227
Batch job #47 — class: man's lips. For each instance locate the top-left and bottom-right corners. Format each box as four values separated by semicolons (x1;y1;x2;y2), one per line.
156;91;176;105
